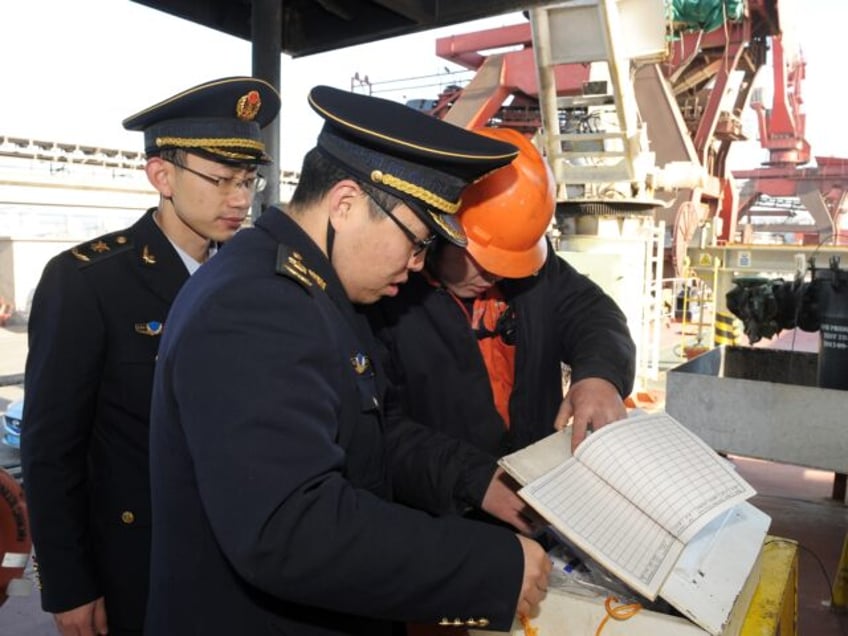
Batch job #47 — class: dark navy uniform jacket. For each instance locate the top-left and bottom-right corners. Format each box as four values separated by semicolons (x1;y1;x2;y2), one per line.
21;208;188;632
146;207;524;635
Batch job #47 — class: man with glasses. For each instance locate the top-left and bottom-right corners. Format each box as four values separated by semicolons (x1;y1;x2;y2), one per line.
165;155;268;198
145;85;552;635
21;77;280;636
362;184;436;257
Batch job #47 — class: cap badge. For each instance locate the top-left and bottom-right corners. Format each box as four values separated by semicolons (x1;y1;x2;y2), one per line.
350;353;372;375
135;321;163;337
91;240;110;253
236;90;262;122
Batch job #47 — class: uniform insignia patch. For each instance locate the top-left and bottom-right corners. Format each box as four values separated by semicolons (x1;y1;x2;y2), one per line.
142;245;156;265
71;248;90;262
71;233;133;267
276;244;327;292
287;253;309;276
284;264;312;287
351;353;371;375
135;321;163;336
307;268;327;290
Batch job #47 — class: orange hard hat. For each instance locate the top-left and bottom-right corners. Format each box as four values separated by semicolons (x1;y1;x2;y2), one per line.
459;127;555;278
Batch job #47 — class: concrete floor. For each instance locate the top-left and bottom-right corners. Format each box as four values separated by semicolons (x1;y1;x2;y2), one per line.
732;456;847;636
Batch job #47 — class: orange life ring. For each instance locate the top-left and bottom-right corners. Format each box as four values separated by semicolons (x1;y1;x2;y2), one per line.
0;468;30;607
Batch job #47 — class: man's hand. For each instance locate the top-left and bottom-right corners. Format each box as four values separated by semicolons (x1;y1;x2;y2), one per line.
553;377;627;452
514;535;551;618
481;467;539;535
53;596;108;636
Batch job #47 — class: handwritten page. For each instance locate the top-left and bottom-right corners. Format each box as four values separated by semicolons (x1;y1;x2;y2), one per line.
573;412;755;543
520;459;684;599
509;411;757;600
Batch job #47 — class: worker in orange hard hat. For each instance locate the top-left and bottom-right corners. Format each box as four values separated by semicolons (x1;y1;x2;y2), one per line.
458;127;556;279
368;127;636;535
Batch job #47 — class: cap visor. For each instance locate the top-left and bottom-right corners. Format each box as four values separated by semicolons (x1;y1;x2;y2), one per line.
426;209;467;247
403;198;467;247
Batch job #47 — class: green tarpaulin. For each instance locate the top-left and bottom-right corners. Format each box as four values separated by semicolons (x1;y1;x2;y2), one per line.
669;0;745;32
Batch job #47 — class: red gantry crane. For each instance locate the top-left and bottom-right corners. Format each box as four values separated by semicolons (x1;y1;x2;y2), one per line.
733;35;848;245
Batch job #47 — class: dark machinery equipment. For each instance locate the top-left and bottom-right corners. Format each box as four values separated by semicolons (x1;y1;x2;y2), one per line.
727;255;848;392
727;256;848;499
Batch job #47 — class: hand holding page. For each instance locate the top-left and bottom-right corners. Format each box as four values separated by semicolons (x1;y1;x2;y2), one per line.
499;411;756;601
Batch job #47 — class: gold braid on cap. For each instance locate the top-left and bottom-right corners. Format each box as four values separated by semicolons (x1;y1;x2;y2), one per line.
428;207;465;243
370;170;459;214
156;136;265;159
198;147;262;161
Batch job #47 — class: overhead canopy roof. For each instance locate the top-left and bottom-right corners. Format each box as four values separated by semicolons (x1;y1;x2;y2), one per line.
130;0;544;57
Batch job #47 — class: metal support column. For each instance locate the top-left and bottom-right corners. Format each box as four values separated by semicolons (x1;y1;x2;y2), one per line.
251;0;282;219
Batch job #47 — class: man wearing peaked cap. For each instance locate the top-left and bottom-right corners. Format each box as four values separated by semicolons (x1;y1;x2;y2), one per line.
21;76;280;636
308;84;518;246
123;75;280;165
146;85;551;635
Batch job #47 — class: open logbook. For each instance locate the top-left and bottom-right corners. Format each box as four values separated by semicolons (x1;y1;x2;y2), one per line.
500;411;770;635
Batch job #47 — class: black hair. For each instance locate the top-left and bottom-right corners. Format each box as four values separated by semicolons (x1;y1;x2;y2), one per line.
290;147;402;220
156;148;187;164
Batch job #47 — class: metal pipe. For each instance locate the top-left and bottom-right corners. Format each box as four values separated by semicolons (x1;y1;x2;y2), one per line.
251;0;282;218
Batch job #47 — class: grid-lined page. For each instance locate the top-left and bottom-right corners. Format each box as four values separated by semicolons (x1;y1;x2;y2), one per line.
574;412;755;542
519;460;684;599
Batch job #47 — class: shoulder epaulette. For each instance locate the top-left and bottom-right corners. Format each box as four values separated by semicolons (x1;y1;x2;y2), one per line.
275;244;327;293
70;232;134;268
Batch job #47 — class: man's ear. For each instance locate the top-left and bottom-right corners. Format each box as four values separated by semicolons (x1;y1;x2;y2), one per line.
145;157;174;198
327;179;362;230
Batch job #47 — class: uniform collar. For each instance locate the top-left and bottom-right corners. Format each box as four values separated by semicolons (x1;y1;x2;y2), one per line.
254;206;348;307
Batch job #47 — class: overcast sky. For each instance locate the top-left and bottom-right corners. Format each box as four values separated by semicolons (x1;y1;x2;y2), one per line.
1;0;521;172
2;0;845;173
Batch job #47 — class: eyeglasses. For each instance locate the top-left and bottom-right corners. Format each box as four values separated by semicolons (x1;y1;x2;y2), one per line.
366;193;436;257
168;159;266;194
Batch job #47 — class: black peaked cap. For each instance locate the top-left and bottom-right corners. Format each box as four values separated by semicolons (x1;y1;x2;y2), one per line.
307;85;518;245
123;77;281;165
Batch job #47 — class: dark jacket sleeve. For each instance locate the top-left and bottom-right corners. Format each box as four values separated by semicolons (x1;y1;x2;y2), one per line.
166;279;523;629
541;249;636;397
21;256;104;612
368;305;499;514
381;391;498;515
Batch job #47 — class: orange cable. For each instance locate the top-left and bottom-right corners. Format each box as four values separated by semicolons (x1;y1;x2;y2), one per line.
518;613;539;636
594;596;642;636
